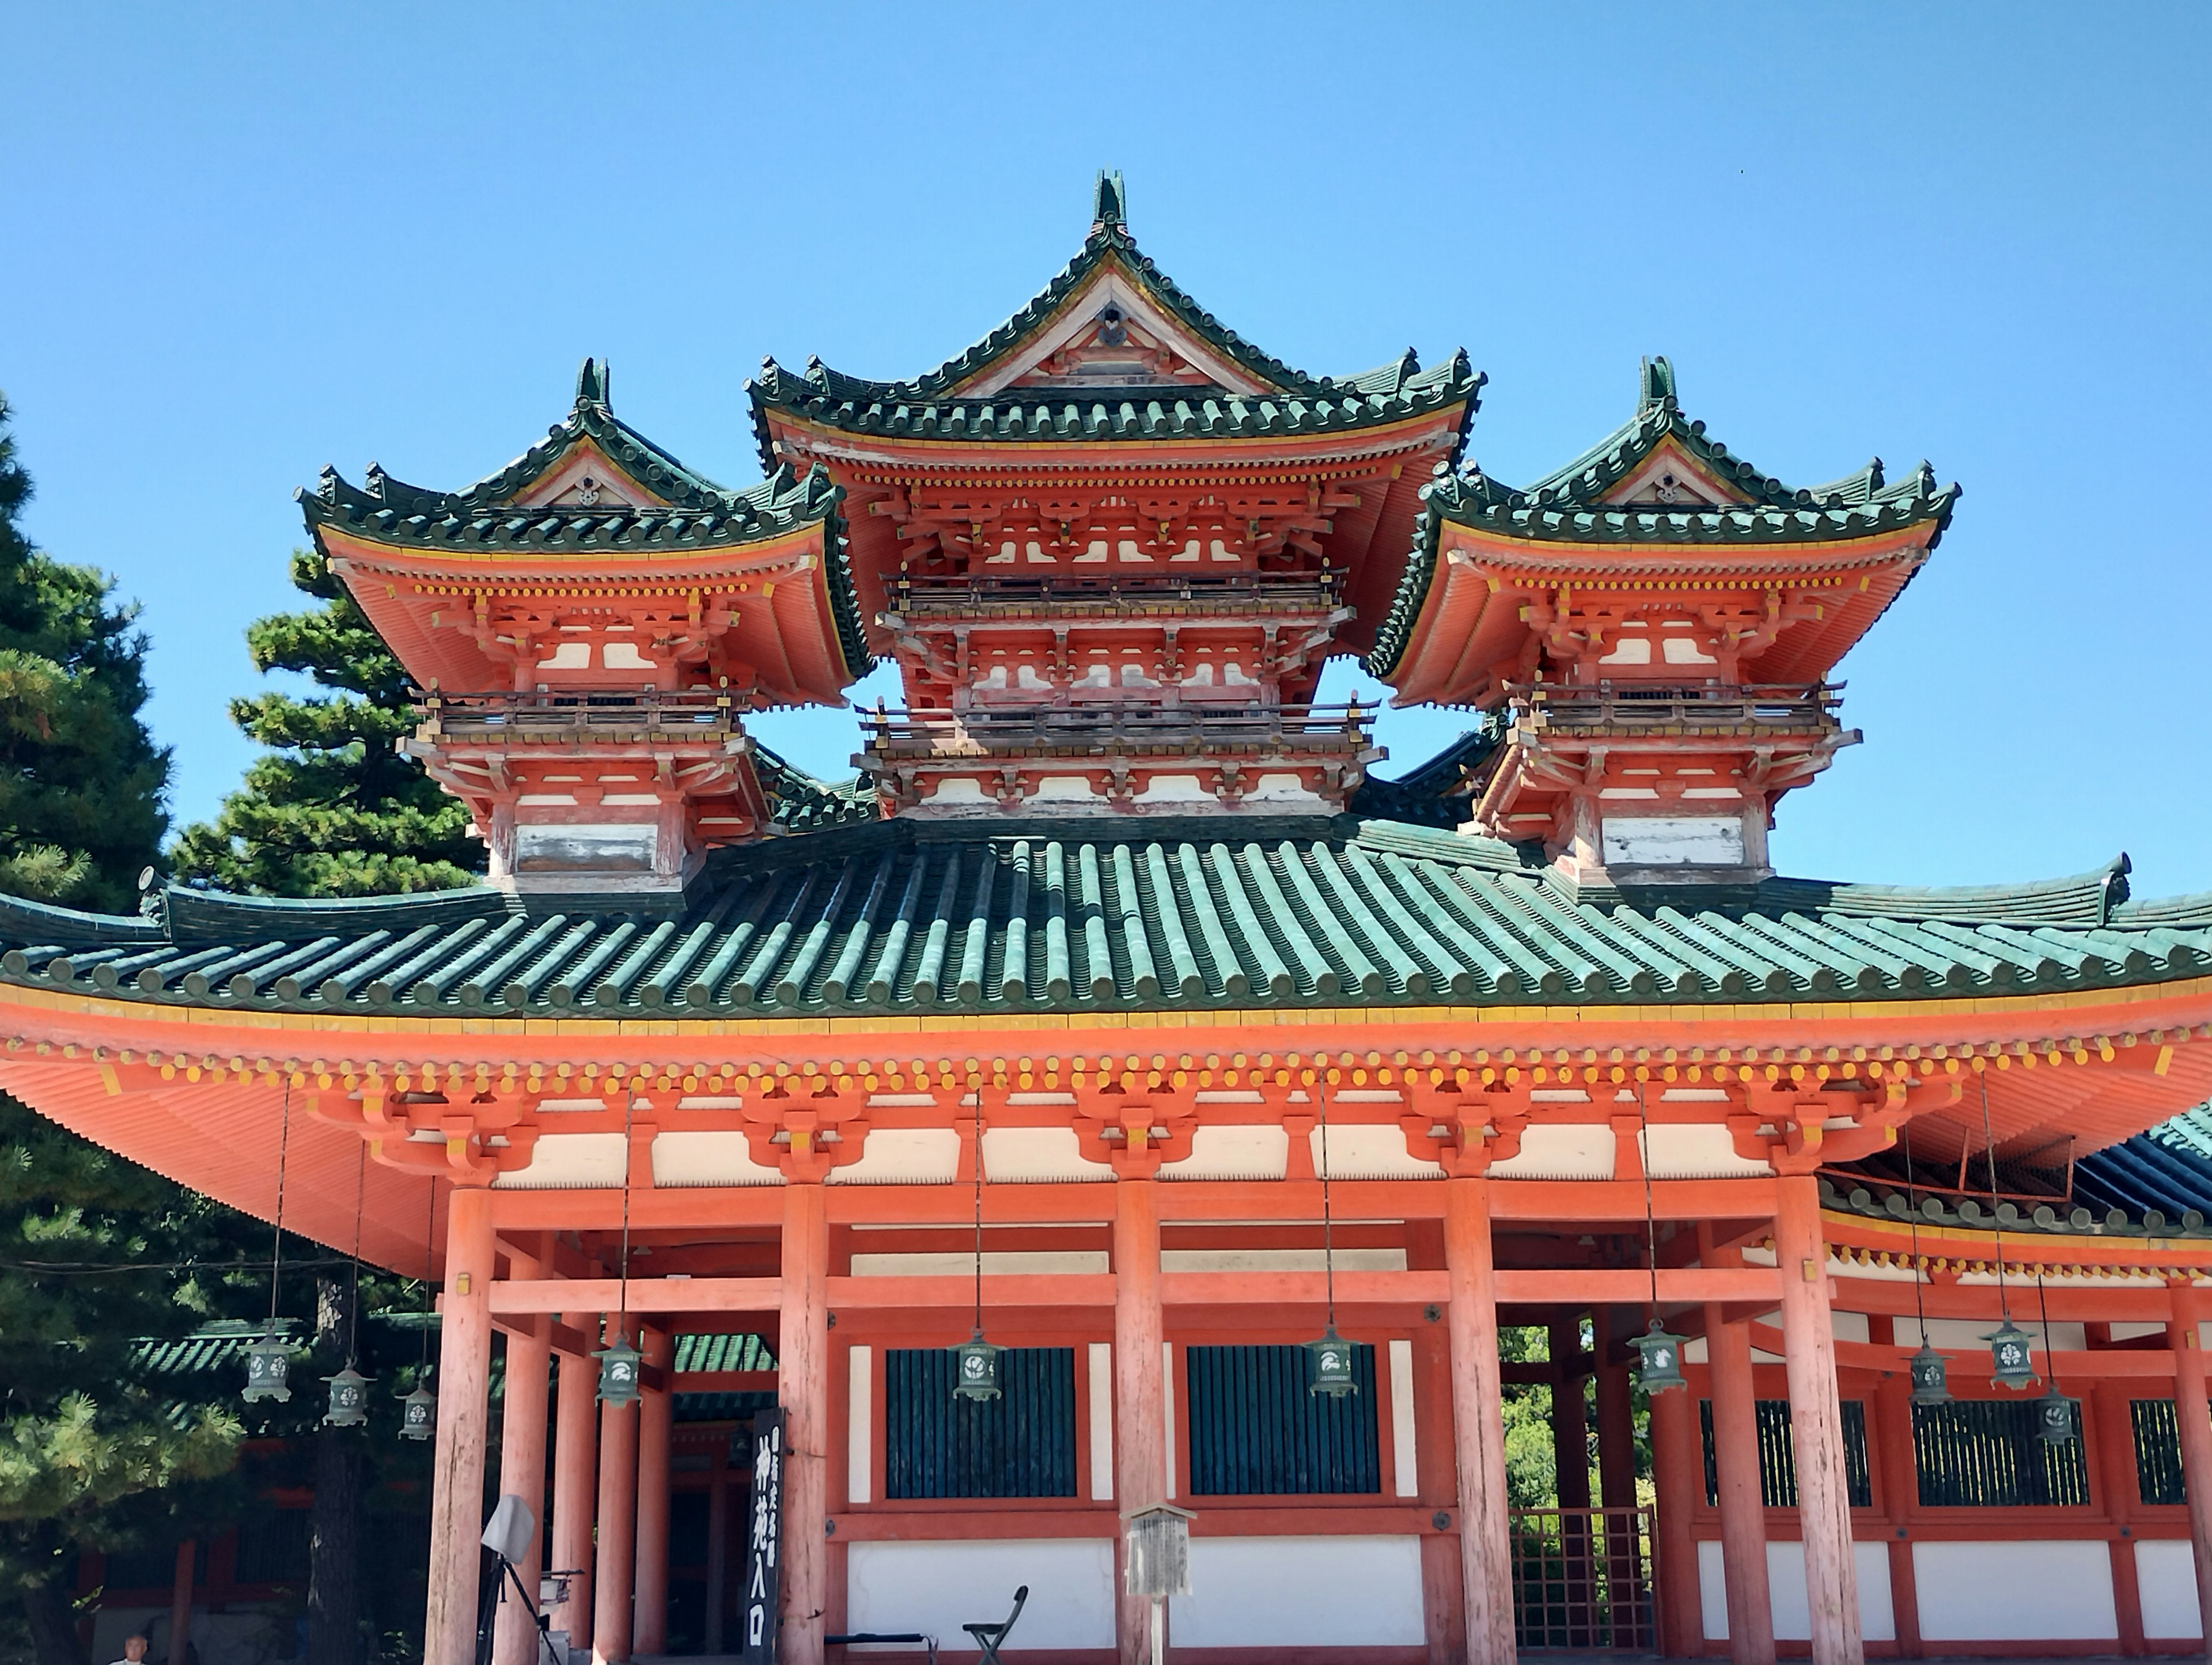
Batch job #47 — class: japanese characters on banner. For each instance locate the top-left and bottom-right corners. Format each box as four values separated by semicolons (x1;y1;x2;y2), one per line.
738;1408;785;1665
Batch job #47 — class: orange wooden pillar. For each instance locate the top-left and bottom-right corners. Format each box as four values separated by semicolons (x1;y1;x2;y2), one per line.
1443;1175;1515;1665
1114;1171;1166;1665
781;1180;831;1665
1647;1380;1702;1657
1869;1373;1922;1658
2168;1279;2212;1649
1706;1305;1774;1664
426;1185;497;1665
493;1319;552;1665
1775;1174;1861;1665
167;1539;194;1665
551;1321;599;1648
632;1324;675;1657
593;1325;641;1665
1593;1309;1646;1648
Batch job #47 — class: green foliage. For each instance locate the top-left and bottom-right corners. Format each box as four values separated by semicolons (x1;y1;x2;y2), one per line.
171;547;480;897
0;396;170;912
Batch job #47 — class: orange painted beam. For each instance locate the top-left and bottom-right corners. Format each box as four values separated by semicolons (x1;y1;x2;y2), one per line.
1747;1322;2188;1380
1830;1275;2195;1323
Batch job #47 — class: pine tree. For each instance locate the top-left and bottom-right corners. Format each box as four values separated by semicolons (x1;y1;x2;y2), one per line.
0;395;170;912
171;546;480;896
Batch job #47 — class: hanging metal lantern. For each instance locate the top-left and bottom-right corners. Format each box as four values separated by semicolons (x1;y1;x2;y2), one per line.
398;1378;436;1441
1908;1343;1952;1405
2036;1383;2078;1445
1305;1326;1358;1398
1983;1318;2037;1390
242;1331;293;1404
596;1333;643;1407
1630;1319;1689;1393
953;1330;1004;1402
323;1365;370;1427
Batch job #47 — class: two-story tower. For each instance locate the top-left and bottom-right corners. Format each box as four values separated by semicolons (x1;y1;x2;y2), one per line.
1365;357;1957;885
751;173;1482;815
301;362;868;892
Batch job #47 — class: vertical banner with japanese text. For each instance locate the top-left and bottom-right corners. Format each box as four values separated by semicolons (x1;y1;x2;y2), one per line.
738;1408;785;1664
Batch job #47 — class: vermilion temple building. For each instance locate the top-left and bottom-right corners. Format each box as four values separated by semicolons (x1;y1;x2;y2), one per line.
12;175;2212;1665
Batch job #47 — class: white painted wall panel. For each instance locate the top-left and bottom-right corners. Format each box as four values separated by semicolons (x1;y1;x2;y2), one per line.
846;1345;872;1505
1088;1343;1113;1501
1170;1536;1425;1647
1489;1124;1615;1180
1388;1338;1418;1497
1914;1540;2116;1640
845;1539;1115;1651
2137;1539;2203;1639
1696;1541;1893;1641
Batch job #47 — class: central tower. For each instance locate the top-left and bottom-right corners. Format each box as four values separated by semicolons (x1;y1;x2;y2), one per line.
751;172;1481;816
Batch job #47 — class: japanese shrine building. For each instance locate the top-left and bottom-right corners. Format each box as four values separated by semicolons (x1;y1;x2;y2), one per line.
11;174;2212;1665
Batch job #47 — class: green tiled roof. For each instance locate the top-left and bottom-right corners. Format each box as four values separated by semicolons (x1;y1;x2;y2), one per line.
6;822;2208;1019
298;361;873;682
1363;357;1961;678
752;745;878;836
747;175;1481;463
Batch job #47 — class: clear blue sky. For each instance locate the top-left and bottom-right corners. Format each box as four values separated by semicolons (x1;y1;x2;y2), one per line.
4;5;2206;894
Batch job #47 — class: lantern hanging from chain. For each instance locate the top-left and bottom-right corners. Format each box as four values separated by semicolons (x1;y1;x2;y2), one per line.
1908;1342;1952;1405
597;1330;643;1407
1305;1083;1358;1398
1984;1318;2036;1390
952;1092;1002;1402
398;1374;437;1442
2036;1381;2078;1445
243;1330;294;1404
324;1364;370;1427
1631;1318;1689;1393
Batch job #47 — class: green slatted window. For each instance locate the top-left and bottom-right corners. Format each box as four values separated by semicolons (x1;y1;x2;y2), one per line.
1911;1401;2090;1507
1698;1400;1872;1508
884;1347;1076;1500
1185;1344;1381;1496
2133;1399;2187;1506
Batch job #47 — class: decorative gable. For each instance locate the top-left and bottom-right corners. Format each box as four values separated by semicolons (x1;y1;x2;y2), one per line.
960;266;1274;397
507;441;666;511
1599;438;1751;509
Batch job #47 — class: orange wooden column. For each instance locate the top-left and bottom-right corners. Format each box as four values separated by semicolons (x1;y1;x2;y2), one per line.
1706;1306;1774;1664
781;1181;831;1665
1114;1172;1166;1665
1869;1373;1922;1658
1647;1382;1702;1658
1443;1175;1515;1665
2168;1279;2212;1648
550;1322;599;1649
426;1185;497;1665
632;1324;675;1657
167;1539;195;1665
493;1320;552;1665
1775;1174;1861;1665
593;1326;641;1665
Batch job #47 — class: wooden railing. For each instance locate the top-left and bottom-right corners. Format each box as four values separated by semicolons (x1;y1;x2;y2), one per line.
1509;1505;1657;1651
1510;681;1841;734
885;570;1341;619
412;688;737;743
859;702;1372;760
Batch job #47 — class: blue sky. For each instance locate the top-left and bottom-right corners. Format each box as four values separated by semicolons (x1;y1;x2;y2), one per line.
4;5;2206;893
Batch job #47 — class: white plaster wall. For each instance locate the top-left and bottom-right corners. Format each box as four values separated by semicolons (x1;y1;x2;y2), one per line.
1912;1540;2116;1640
1170;1536;1425;1647
827;1128;960;1185
1161;1124;1289;1181
981;1126;1112;1182
1310;1124;1442;1179
845;1539;1115;1651
1641;1123;1771;1178
2137;1539;2203;1639
650;1130;782;1187
1489;1123;1615;1179
492;1132;626;1189
1695;1540;1893;1641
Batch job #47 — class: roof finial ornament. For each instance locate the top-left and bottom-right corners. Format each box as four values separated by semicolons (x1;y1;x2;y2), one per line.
1091;169;1127;234
1637;355;1676;411
574;357;612;413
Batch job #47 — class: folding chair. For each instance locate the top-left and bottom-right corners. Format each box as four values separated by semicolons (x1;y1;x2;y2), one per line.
962;1586;1028;1665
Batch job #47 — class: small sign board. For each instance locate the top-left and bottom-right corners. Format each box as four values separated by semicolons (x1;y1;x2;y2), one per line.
738;1408;785;1665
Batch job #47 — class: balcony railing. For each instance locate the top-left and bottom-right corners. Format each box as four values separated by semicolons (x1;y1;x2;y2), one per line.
412;688;737;744
884;570;1342;621
860;701;1372;761
1511;681;1840;735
